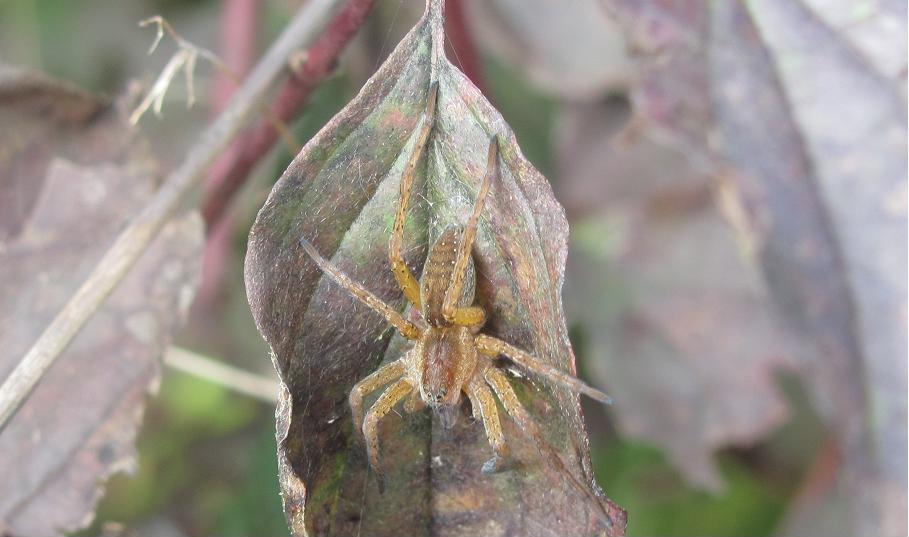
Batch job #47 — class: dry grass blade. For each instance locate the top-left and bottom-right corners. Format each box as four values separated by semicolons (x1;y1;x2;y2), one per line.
130;16;223;124
0;0;344;434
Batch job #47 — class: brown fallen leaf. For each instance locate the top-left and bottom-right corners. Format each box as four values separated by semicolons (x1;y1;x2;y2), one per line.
0;68;202;536
604;1;907;535
557;102;796;490
0;67;111;239
244;1;625;535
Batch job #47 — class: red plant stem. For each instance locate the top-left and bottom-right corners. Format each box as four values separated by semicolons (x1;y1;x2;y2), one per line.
213;0;259;110
199;0;260;305
202;0;378;231
793;436;841;506
445;0;485;91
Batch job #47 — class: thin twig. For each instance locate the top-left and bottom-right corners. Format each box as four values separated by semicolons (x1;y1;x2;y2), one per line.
0;0;345;432
202;0;379;230
129;16;222;124
164;346;278;403
130;15;300;153
197;0;260;307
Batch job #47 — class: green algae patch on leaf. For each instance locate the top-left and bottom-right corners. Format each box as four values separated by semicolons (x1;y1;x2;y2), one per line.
244;1;625;536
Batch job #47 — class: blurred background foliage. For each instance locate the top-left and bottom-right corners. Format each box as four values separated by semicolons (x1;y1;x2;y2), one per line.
0;0;833;535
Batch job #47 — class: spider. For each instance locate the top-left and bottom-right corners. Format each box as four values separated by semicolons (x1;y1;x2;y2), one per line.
299;82;611;487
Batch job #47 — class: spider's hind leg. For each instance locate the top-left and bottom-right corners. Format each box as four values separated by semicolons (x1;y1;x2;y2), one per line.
442;136;499;327
389;82;438;309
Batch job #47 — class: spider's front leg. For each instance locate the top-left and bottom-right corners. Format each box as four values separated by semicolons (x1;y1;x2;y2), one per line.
349;358;406;435
485;365;617;520
363;378;413;492
484;367;543;443
466;373;510;474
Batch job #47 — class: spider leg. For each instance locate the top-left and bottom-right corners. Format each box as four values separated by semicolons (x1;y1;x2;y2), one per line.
363;378;413;492
475;334;613;404
300;238;421;340
446;306;486;328
466;376;510;474
485;366;619;526
484;366;542;440
442;136;499;327
349;358;406;436
390;82;438;309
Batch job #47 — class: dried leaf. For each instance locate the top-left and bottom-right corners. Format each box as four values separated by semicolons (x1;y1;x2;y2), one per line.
245;2;624;535
466;0;634;100
0;68;203;536
606;1;907;535
0;67;105;239
557;103;795;490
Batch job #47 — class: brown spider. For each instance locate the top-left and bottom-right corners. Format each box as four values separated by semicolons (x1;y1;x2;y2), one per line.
300;82;610;486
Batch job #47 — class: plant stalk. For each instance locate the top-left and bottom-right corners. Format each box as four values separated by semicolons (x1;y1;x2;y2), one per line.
0;0;345;432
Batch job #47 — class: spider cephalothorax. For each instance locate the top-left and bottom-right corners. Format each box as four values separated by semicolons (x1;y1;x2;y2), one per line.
300;82;610;486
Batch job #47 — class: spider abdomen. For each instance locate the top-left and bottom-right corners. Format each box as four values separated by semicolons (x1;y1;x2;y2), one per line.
420;226;476;326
